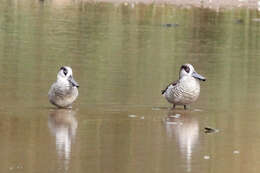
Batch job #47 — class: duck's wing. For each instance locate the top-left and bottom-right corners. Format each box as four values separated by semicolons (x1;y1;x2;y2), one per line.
161;80;178;95
49;83;67;98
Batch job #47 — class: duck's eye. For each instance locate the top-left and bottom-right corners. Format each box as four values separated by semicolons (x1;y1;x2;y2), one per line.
60;67;68;76
185;66;190;73
63;69;68;76
181;65;190;73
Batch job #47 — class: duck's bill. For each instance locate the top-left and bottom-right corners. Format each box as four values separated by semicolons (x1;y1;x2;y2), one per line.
69;76;79;87
192;72;206;81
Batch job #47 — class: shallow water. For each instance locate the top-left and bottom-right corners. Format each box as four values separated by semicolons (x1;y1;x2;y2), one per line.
2;1;260;173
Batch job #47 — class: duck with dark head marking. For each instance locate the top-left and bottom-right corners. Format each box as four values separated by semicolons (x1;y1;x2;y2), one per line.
162;64;206;109
48;66;79;108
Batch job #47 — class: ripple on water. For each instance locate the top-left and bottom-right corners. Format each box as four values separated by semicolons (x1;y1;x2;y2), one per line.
203;155;210;160
128;114;137;118
166;121;178;125
152;107;169;111
163;117;183;126
192;108;204;112
252;18;260;22
233;150;240;154
169;114;181;118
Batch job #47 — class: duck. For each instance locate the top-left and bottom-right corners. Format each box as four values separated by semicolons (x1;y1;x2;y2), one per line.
48;66;79;108
161;64;206;109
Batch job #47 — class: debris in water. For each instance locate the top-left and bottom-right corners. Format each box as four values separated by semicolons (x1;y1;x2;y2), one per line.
203;155;210;160
128;114;136;118
204;127;219;134
235;19;244;24
163;23;179;27
140;116;144;120
233;150;240;154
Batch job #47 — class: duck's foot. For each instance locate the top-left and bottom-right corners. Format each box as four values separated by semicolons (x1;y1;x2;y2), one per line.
184;105;187;110
172;104;176;109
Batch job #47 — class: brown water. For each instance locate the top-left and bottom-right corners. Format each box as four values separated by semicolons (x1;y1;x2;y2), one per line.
2;1;260;173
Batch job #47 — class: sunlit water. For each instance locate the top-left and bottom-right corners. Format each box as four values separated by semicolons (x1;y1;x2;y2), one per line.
1;1;260;173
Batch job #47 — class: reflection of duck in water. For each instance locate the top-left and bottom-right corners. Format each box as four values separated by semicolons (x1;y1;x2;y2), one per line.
162;64;206;109
165;110;199;172
48;109;78;170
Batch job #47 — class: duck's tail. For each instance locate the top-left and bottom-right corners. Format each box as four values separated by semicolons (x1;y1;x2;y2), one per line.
161;89;166;95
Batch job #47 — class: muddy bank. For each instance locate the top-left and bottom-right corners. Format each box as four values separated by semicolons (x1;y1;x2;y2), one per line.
121;0;260;10
103;0;259;8
50;0;260;10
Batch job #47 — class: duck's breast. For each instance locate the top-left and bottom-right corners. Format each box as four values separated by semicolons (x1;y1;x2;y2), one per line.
48;83;78;108
179;77;200;104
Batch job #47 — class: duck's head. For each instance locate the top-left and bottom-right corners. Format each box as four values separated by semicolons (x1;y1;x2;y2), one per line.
57;66;79;87
179;64;206;81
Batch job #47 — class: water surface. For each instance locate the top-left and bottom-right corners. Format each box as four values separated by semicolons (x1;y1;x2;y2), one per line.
1;1;260;173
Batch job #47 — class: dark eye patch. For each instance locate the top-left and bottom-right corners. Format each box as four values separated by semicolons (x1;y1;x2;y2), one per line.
60;66;68;76
181;65;190;73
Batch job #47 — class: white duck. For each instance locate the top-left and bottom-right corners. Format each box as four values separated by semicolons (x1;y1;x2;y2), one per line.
162;64;206;109
48;66;79;108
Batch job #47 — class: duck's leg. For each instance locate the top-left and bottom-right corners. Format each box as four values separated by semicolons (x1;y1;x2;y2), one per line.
172;104;176;109
184;105;187;110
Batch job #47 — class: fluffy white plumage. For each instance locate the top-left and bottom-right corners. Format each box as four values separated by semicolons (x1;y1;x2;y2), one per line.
162;64;206;109
48;66;79;108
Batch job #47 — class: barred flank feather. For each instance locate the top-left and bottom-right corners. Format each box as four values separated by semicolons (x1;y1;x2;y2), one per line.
161;81;178;95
